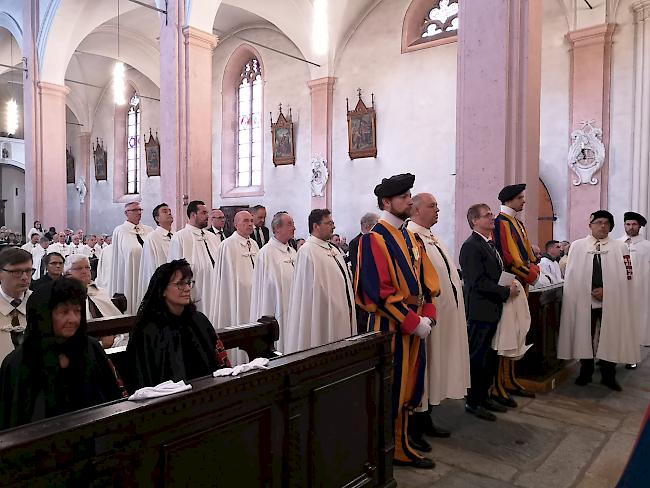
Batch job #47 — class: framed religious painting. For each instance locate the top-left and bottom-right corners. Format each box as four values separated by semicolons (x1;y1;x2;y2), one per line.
145;129;161;177
346;89;377;159
66;146;75;184
93;138;107;181
270;104;295;166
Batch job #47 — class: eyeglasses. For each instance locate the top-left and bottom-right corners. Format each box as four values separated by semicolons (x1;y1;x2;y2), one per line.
2;268;35;278
169;280;195;290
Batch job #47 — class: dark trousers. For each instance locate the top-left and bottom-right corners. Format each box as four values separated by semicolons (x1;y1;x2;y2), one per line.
579;308;617;381
466;320;499;407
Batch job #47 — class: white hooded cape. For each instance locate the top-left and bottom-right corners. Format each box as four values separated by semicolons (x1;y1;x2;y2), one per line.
169;224;221;316
619;234;650;345
109;221;153;314
558;235;639;363
137;226;173;308
407;221;470;404
284;235;356;354
249;237;297;353
96;244;113;290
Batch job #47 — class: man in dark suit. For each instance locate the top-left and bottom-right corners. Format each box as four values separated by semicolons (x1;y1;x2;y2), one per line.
459;203;519;421
348;212;380;333
250;205;270;248
206;208;231;244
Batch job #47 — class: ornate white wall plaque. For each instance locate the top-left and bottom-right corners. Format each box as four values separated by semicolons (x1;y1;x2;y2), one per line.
310;156;329;197
75;177;87;204
567;121;606;186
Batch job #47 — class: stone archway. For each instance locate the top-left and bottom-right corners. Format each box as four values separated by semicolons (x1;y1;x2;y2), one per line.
538;178;555;248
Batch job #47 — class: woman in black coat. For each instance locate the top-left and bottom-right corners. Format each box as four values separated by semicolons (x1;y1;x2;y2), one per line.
125;259;229;392
0;278;122;430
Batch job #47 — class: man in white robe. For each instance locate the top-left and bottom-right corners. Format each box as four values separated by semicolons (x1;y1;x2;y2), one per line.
20;233;39;252
285;209;356;353
110;202;153;314
538;240;564;285
206;208;230;244
407;193;470;439
169;200;220;316
96;242;113;290
31;237;51;280
137;203;175;307
211;211;258;327
80;235;101;259
68;234;84;255
559;210;638;391
620;212;650;354
49;233;70;258
250;211;297;352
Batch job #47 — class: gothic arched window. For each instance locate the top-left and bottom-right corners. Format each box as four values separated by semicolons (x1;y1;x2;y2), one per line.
237;58;263;188
126;94;141;194
402;0;458;53
421;0;458;40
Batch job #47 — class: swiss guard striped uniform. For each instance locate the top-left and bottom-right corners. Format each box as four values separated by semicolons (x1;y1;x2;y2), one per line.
492;191;540;402
356;213;440;464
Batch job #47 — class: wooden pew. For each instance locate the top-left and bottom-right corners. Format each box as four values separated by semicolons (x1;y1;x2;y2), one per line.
87;315;281;377
0;332;396;488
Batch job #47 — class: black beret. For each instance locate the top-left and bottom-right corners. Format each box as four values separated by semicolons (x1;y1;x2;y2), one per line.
374;173;415;199
590;210;615;230
498;183;527;203
624;211;647;227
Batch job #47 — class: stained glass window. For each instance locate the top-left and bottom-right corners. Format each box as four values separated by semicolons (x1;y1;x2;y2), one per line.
126;94;140;194
237;59;262;188
421;0;458;39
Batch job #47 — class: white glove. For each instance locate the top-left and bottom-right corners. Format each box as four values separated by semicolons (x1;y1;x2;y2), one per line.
414;317;432;338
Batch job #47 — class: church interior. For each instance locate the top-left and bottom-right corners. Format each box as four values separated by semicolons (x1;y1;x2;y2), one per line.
1;0;650;486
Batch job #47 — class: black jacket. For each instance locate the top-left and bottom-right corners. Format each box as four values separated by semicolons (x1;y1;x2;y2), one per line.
250;225;270;248
459;232;510;324
347;233;362;280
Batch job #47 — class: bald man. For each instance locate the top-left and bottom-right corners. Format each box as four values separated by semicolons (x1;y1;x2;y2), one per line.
210;211;260;363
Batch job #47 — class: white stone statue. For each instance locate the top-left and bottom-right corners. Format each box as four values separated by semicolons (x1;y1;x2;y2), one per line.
310;156;329;197
567;121;606;186
75;177;87;204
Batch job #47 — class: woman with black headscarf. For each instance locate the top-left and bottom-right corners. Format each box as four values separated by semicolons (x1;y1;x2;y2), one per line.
0;277;122;430
125;259;229;392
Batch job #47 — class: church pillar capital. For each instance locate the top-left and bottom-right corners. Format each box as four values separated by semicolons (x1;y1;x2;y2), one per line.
632;0;650;20
182;26;218;51
455;0;542;255
308;77;336;210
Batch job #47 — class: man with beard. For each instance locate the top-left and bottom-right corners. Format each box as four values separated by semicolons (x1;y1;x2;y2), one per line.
169;200;221;316
355;174;439;469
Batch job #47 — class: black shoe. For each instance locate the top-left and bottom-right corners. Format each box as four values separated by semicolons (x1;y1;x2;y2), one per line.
424;423;451;438
508;388;536;398
491;394;518;408
393;457;436;469
482;398;508;413
575;375;592;386
601;379;622;392
625;364;638;370
408;436;432;453
465;403;497;421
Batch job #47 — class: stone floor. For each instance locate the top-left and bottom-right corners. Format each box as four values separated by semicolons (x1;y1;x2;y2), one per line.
395;349;649;488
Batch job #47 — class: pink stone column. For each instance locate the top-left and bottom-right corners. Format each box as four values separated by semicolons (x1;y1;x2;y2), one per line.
160;2;216;226
79;132;91;230
34;82;69;230
566;25;614;241
183;27;217;208
308;77;335;210
454;0;542;256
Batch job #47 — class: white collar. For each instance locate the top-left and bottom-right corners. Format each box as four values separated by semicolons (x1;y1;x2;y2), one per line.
406;220;433;237
587;234;610;246
307;235;333;250
213;226;225;233
473;230;491;242
621;234;645;244
500;205;518;218
156;226;173;237
380;210;405;230
0;286;26;307
185;223;206;237
269;236;292;252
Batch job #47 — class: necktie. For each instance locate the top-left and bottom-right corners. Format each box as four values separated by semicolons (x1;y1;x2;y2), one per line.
10;298;21;308
88;298;103;318
135;226;144;246
247;240;255;268
201;231;215;267
592;242;603;290
431;239;459;307
287;247;295;267
218;230;224;241
328;243;354;329
255;227;263;247
488;239;504;270
167;232;173;239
